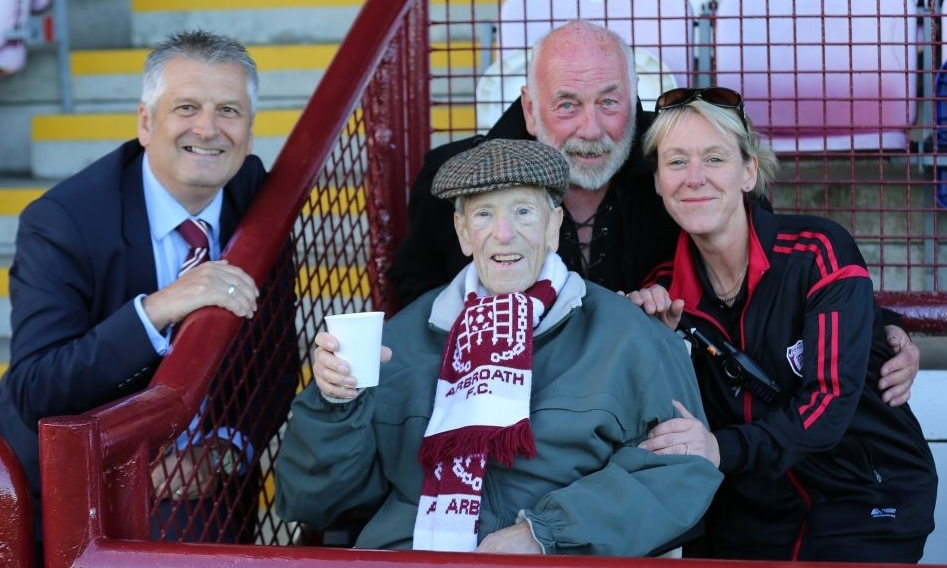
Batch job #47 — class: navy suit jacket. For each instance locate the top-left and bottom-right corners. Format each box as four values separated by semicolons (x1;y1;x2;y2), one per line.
0;139;285;538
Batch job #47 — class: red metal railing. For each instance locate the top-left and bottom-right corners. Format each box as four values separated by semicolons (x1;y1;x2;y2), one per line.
0;435;34;568
12;0;946;567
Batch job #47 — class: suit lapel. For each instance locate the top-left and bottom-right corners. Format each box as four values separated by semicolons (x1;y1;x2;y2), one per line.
121;151;159;296
219;186;239;246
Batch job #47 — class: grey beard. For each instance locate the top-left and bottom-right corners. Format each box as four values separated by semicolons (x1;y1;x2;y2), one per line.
534;121;635;192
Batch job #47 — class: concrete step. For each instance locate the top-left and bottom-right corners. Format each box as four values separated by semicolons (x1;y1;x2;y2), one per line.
31;109;292;178
0;43;337;175
0;338;8;378
129;0;499;46
30;103;477;179
1;0;490;176
0;39;481;106
0;185;46;260
0;44;334;106
0;184;48;354
2;37;482;177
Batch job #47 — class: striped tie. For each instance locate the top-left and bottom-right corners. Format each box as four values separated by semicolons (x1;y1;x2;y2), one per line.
176;219;211;277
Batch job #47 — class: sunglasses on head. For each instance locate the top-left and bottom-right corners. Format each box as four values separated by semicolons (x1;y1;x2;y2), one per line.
654;87;748;130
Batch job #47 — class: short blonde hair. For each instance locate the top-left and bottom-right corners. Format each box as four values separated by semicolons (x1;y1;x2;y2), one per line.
642;99;779;197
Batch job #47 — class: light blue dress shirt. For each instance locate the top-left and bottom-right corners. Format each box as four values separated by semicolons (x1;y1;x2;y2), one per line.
135;154;223;351
134;154;250;465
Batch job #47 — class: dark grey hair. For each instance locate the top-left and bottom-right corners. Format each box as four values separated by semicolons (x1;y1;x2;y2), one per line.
141;29;259;117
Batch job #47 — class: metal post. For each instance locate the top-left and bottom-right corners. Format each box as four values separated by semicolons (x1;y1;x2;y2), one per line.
53;0;73;113
921;3;936;290
477;22;495;75
694;3;713;88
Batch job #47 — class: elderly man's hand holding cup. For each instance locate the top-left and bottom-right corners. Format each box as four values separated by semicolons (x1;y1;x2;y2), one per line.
314;312;392;401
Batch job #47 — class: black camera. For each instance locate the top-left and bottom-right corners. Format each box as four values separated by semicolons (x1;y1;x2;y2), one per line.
682;327;782;404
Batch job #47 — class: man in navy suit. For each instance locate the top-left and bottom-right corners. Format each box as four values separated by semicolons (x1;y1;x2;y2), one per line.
0;30;296;563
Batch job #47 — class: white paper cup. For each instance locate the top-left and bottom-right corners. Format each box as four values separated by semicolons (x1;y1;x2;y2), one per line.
324;311;385;388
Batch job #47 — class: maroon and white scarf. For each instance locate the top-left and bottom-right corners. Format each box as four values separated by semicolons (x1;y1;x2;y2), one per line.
412;254;566;551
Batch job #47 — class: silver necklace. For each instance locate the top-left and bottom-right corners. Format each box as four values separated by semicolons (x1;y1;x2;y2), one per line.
712;262;748;304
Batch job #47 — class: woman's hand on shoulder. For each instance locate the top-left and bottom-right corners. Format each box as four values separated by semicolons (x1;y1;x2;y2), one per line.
620;285;684;330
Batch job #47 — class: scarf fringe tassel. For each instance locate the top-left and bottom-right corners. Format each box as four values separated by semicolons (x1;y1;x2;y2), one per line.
418;419;536;468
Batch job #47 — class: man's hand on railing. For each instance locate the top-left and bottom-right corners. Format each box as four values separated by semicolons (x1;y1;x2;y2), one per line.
879;324;919;407
142;260;260;331
150;440;237;502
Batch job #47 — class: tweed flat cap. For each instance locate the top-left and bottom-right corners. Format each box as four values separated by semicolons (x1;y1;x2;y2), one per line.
432;139;569;205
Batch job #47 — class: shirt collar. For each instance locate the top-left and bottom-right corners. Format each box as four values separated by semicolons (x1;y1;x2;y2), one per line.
142;152;224;243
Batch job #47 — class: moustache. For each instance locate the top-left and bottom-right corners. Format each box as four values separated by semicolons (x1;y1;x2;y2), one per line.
560;137;614;157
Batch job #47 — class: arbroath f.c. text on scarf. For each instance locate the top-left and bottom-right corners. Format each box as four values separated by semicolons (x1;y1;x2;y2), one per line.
412;253;567;551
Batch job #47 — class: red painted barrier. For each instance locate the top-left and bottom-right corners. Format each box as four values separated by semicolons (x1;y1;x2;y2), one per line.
0;435;34;568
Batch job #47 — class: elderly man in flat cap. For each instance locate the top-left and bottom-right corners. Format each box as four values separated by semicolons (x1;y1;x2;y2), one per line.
275;139;721;556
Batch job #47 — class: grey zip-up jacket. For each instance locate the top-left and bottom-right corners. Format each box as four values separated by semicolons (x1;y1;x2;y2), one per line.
276;268;722;556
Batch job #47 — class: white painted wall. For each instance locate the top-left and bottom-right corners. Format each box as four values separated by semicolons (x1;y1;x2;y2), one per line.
912;369;946;564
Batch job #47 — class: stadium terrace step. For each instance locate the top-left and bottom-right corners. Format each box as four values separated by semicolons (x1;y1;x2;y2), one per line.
66;39;479;106
129;0;500;46
70;45;334;107
0;184;48;378
30;110;297;178
2;0;488;178
0;186;45;255
30;105;477;179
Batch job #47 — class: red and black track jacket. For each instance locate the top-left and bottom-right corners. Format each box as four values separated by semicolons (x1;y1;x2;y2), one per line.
646;201;936;553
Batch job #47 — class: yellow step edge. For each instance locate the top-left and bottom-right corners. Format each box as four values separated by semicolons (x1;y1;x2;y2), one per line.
430;42;479;68
0;187;372;228
0;186;361;229
0;188;45;215
298;266;371;299
134;0;365;9
32;110;303;141
260;469;276;511
70;41;473;76
305;186;365;216
0;187;370;234
259;364;312;509
71;45;341;76
1;267;7;299
0;363;7;379
133;0;495;11
32;106;476;141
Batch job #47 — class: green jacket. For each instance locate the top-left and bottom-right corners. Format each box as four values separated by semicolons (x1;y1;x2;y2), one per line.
276;269;722;556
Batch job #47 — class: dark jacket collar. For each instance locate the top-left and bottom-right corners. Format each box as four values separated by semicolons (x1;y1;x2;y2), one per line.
667;199;775;312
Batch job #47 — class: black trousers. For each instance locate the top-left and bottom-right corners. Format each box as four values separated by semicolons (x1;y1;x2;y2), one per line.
151;474;260;544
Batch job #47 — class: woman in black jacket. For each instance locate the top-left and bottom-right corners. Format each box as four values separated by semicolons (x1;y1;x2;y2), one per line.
633;87;937;562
